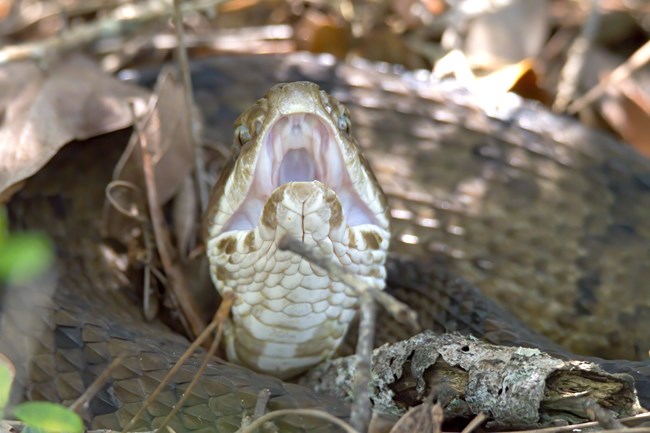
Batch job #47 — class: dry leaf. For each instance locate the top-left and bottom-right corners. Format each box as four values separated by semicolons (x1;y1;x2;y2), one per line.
295;9;351;59
388;401;439;433
173;174;198;259
0;54;148;197
582;48;650;156
600;79;650;157
104;66;197;252
464;0;550;69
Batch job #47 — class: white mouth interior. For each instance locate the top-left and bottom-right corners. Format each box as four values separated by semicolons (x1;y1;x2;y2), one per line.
222;113;376;232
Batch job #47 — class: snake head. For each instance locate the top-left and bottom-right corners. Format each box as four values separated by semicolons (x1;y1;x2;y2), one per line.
203;81;390;377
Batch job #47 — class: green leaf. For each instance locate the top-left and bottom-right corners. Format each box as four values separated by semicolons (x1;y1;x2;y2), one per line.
0;233;53;283
0;353;16;416
13;401;83;433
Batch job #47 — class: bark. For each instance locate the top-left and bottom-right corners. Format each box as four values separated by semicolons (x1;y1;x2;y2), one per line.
302;332;642;429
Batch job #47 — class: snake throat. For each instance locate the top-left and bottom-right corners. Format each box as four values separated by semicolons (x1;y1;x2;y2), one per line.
205;82;391;377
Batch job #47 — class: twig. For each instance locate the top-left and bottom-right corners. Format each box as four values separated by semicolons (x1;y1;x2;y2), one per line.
278;235;414;432
350;290;375;433
277;235;419;331
553;0;601;112
0;0;226;65
583;398;625;430
460;412;487;433
432;402;444;433
68;352;128;412
253;389;271;420
507;412;650;433
236;408;359;433
156;292;235;432
130;101;206;340
104;180;161;320
568;39;650;114
120;292;235;433
171;0;209;213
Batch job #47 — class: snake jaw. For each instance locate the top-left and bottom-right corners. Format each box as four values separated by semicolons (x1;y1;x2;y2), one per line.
204;82;390;377
206;81;390;239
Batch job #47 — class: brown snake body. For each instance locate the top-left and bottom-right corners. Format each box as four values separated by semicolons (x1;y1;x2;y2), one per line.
2;53;649;431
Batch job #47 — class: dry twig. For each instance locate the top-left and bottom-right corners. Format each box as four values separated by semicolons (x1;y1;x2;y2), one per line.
171;0;209;213
278;234;418;432
120;292;236;433
156;292;235;432
277;235;419;331
553;0;601;112
0;0;226;65
130;101;206;339
68;352;129;413
568;39;650;114
236;408;358;433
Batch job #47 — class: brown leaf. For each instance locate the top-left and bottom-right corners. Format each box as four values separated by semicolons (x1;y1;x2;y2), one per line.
600;80;650;157
173;174;198;259
0;54;148;196
104;67;196;250
295;9;351;59
113;67;196;206
464;0;550;69
582;48;650;156
389;401;440;433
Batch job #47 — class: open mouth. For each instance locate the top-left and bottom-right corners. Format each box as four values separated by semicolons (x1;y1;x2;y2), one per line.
222;113;378;233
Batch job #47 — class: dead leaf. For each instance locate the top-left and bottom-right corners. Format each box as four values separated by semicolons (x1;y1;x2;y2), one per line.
173;174;198;260
388;401;440;433
600;80;650;157
581;47;650;156
295;8;351;59
113;67;196;207
464;0;550;70
474;59;550;104
0;54;148;197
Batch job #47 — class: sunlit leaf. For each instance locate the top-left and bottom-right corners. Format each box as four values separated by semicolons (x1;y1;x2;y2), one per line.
0;353;16;415
0;233;53;282
13;401;83;433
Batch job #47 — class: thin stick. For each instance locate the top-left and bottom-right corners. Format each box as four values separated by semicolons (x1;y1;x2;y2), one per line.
568;39;650;114
460;412;487;433
252;388;271;420
69;352;128;412
583;398;625;430
277;235;419;331
156;292;236;432
130;102;206;340
350;290;375;432
119;294;232;433
553;0;601;113
506;413;650;433
0;0;227;65
236;408;359;433
171;0;209;213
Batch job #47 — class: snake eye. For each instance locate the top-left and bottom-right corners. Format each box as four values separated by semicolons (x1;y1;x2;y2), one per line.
235;124;252;147
338;114;350;133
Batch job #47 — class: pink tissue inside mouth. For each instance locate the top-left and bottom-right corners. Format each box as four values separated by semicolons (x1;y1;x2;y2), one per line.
222;113;376;232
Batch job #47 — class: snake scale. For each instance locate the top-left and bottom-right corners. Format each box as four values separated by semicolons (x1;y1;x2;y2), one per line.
2;53;649;432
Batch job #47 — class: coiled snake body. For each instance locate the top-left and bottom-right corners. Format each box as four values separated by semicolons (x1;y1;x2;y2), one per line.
2;53;650;432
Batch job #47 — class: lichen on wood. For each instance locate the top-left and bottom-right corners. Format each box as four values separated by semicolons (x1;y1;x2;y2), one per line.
302;332;642;429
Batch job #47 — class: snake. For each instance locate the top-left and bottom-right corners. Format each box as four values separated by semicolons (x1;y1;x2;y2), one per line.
2;53;650;432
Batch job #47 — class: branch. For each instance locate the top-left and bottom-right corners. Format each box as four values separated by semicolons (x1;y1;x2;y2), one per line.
302;332;642;429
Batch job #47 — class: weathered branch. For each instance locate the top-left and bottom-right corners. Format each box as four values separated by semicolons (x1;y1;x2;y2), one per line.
0;0;225;65
302;332;642;429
